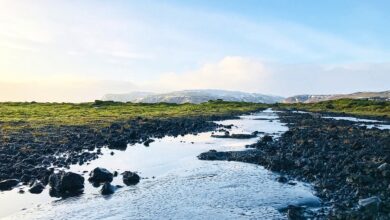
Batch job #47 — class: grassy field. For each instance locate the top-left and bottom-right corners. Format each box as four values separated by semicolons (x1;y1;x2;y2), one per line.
0;100;267;132
275;99;390;118
1;99;388;134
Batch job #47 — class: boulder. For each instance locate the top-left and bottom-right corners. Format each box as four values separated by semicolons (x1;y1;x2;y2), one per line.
89;167;113;183
29;181;45;194
211;133;257;139
0;179;19;191
358;196;381;217
49;171;84;196
143;139;155;147
122;171;140;185
101;182;116;195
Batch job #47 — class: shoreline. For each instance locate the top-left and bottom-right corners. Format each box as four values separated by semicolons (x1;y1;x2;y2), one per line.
199;110;390;219
1;105;389;218
1;108;319;220
0;111;262;188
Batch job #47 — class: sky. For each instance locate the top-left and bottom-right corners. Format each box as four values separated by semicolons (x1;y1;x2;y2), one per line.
0;0;389;102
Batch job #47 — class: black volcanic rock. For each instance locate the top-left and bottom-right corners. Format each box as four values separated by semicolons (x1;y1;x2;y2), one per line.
107;137;127;150
122;171;140;185
211;132;258;139
89;167;113;183
49;172;84;197
0;179;19;191
29;181;45;194
101;182;116;195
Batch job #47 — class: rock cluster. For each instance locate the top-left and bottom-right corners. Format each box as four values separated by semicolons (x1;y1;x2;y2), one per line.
199;111;390;219
211;131;259;139
0;115;233;189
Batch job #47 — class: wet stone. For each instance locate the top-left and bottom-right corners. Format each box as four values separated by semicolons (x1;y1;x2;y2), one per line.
88;167;113;183
0;179;19;191
101;182;116;195
49;171;84;197
29;181;45;194
122;171;140;185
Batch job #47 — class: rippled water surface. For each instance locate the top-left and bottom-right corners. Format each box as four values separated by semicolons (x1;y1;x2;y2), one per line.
292;110;390;130
1;109;321;219
322;116;390;130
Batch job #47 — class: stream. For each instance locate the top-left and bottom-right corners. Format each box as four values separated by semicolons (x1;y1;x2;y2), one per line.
1;109;321;219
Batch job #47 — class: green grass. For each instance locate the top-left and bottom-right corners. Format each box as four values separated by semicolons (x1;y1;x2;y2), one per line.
0;100;267;132
275;99;390;118
1;99;388;135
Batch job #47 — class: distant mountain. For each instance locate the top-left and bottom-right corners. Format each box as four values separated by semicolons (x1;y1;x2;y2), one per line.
102;92;155;102
283;91;390;103
102;89;284;104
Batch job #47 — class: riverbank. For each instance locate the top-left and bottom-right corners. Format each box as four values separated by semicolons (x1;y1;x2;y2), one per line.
0;101;266;186
199;110;390;219
1;109;320;219
1;100;389;218
275;99;390;119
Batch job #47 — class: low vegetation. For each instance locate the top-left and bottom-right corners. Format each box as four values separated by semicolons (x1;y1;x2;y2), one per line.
276;99;390;118
1;99;388;134
0;100;267;132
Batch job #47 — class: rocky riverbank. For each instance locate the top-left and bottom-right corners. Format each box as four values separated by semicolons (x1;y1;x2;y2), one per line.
199;111;390;219
0;113;245;192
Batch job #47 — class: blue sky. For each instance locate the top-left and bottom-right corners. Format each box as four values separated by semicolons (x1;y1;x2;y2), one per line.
0;0;389;101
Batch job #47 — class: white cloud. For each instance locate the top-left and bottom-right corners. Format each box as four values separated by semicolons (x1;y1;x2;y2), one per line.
266;62;390;95
0;1;389;102
148;57;390;96
150;56;269;92
0;57;388;102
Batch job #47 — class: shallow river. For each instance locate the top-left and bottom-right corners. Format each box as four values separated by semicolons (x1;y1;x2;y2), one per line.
323;116;390;130
1;109;321;219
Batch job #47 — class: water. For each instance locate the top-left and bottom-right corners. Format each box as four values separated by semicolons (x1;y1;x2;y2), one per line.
291;110;389;130
1;109;320;219
322;116;381;123
322;116;390;130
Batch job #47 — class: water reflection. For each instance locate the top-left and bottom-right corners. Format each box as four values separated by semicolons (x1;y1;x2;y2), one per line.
2;109;320;220
322;116;390;130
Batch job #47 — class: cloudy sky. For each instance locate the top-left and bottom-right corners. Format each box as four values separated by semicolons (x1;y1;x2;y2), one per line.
0;0;389;102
